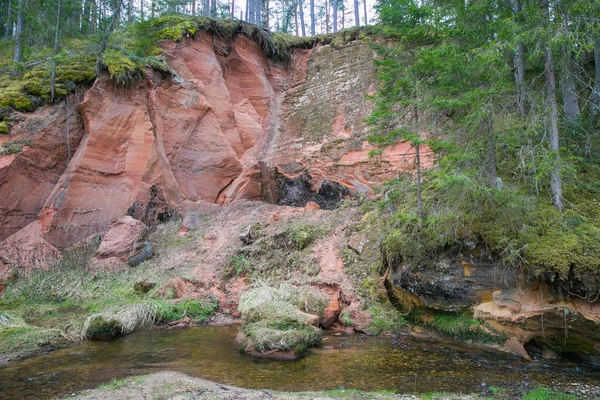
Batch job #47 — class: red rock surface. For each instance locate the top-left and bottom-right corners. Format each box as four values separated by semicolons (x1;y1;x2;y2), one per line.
0;220;60;272
0;95;85;242
0;33;430;273
95;216;147;263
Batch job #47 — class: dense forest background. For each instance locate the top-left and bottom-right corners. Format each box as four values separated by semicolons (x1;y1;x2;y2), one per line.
366;0;600;300
1;0;599;299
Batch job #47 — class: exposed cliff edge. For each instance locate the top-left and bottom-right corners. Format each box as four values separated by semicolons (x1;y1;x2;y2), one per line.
0;32;429;263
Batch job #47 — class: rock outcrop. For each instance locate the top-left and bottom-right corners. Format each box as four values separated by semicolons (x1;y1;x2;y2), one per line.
0;94;85;242
384;245;600;361
0;32;429;272
386;246;519;312
93;216;149;269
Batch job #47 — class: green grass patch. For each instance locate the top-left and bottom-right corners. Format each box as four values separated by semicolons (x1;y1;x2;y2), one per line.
230;223;324;281
0;325;69;354
339;311;354;326
155;297;218;324
275;224;324;251
421;312;505;344
367;304;406;334
0;225;209;354
522;387;578;400
223;254;249;279
0;138;31;155
239;281;328;318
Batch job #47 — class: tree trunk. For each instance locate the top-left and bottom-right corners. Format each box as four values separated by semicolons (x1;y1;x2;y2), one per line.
592;41;600;117
415;142;422;220
310;0;315;35
210;0;216;17
205;0;210;17
4;0;12;39
12;0;24;63
255;0;261;26
362;0;367;25
325;0;329;33
353;0;359;27
513;42;526;113
140;0;144;20
128;0;133;23
248;0;254;22
82;0;92;32
542;0;563;211
560;49;580;120
92;0;97;30
332;0;337;32
546;46;563;211
295;3;299;35
51;0;62;102
487;112;497;188
191;0;195;16
510;0;526;114
96;1;122;73
298;0;305;36
264;0;270;28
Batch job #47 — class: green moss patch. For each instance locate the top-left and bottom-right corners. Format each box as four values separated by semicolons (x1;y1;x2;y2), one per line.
155;297;218;324
0;138;31;155
0;325;69;354
419;311;505;344
367;304;406;334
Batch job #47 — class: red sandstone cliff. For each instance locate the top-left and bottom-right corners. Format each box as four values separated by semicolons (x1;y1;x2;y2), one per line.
0;33;431;271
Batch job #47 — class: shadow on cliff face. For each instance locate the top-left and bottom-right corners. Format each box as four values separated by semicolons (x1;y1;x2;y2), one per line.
126;185;173;227
272;171;351;210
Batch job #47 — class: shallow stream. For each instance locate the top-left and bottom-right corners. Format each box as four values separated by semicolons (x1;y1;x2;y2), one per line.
1;326;599;399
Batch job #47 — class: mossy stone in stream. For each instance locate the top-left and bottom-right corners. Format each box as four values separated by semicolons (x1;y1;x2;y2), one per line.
85;316;122;340
241;320;322;356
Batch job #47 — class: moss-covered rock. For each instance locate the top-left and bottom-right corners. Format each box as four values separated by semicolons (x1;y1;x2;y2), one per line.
85;315;122;339
241;320;322;355
237;283;325;358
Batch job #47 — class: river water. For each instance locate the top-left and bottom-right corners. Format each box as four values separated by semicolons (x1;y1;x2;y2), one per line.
1;326;599;399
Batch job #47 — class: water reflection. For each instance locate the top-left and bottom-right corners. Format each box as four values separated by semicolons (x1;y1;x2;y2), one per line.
1;326;598;399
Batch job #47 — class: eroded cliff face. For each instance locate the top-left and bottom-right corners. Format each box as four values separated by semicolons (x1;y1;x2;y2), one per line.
0;33;430;267
0;95;85;243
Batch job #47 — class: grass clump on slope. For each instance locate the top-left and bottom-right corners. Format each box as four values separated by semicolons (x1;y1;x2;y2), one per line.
225;223;324;281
